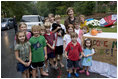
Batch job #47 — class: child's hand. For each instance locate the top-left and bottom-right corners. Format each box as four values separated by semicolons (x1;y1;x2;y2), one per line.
24;62;29;67
57;27;61;30
65;54;68;59
51;46;55;50
27;62;31;66
45;55;47;60
84;55;89;57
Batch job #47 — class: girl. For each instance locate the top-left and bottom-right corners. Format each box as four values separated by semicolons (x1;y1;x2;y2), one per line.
14;31;31;78
74;21;84;46
63;24;74;51
15;22;31;41
79;38;95;76
79;15;89;33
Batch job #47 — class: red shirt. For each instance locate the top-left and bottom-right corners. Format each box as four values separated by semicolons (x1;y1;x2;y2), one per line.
44;32;55;54
65;42;82;61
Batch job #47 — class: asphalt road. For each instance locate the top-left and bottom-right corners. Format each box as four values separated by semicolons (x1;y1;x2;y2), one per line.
1;28;107;78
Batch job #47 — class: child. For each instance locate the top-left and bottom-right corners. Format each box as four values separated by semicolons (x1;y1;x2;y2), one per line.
18;22;31;40
52;15;66;68
63;24;74;51
79;15;89;33
48;13;55;24
40;26;46;36
14;31;31;78
79;38;95;76
44;22;56;72
44;17;50;23
29;25;48;78
74;21;84;46
65;32;83;78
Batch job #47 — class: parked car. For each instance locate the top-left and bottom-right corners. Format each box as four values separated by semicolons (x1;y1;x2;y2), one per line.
1;18;14;31
21;15;43;30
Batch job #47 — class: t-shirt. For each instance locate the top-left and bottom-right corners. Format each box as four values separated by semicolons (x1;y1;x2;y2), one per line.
14;41;31;62
65;42;82;61
63;34;71;48
44;32;55;54
29;35;46;62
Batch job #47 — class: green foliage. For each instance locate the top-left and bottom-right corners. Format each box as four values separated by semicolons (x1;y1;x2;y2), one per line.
74;1;96;15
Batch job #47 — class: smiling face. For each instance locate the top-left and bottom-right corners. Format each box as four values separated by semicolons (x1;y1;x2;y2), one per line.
45;27;50;33
86;40;91;47
18;32;26;43
19;24;27;32
68;27;74;34
33;30;40;37
68;9;74;18
71;37;77;43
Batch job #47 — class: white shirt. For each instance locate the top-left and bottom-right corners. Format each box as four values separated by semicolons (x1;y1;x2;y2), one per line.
63;34;71;48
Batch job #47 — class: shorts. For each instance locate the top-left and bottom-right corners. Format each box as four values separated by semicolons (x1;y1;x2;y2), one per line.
17;62;30;72
67;59;79;68
55;45;63;55
31;61;44;69
47;52;55;59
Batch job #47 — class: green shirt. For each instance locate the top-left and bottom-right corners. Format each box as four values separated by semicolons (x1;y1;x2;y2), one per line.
14;42;31;62
29;35;46;62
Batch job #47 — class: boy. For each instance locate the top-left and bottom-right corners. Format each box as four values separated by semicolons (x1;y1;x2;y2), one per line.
29;25;48;78
44;22;56;71
65;32;83;78
52;15;66;68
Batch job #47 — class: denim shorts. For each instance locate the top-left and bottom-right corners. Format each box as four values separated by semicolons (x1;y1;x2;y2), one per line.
17;62;30;72
47;52;55;59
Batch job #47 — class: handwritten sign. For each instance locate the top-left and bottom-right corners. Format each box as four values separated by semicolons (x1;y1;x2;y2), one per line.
83;36;117;66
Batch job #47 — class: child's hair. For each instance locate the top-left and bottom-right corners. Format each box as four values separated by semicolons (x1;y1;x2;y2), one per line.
19;22;27;28
83;38;92;49
66;7;74;14
48;13;54;18
44;22;51;28
40;26;46;30
74;20;80;25
31;25;40;32
66;24;74;33
16;31;28;44
70;32;78;38
44;17;49;22
55;15;61;20
79;14;85;20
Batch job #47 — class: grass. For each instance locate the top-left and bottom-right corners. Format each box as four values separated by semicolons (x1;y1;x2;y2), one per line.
61;19;117;33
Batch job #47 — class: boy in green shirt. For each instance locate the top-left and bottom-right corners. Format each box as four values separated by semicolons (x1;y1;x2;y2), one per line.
29;25;48;78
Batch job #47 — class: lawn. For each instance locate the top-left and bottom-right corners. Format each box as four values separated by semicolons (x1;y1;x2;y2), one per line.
61;19;117;33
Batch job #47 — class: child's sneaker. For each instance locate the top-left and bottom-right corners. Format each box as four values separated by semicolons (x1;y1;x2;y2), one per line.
79;70;85;73
67;73;71;78
86;71;90;76
74;73;79;77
